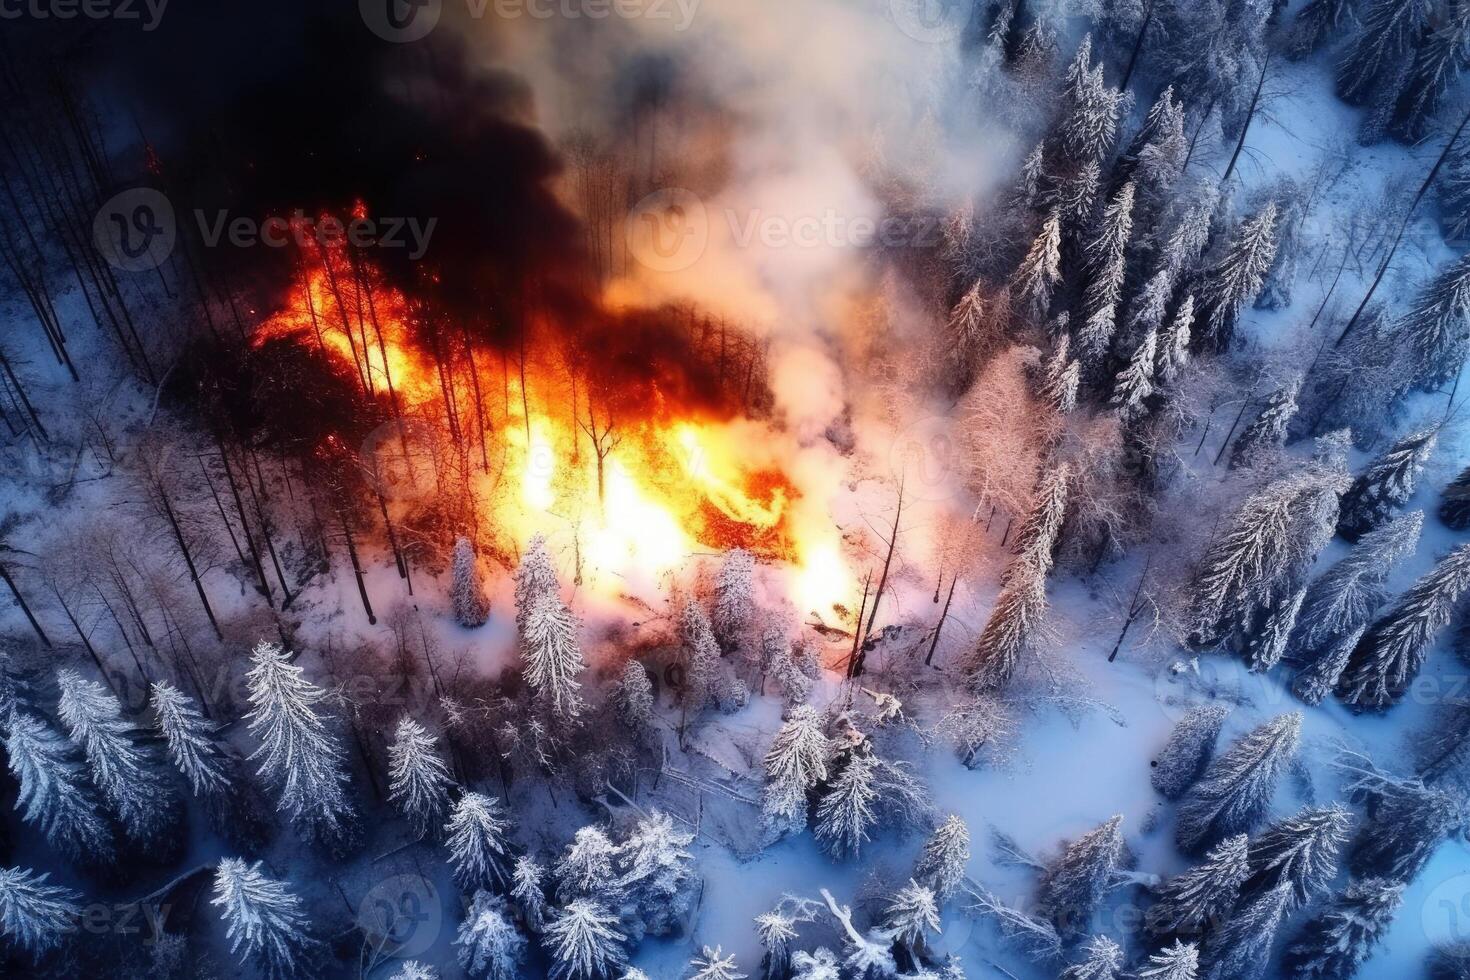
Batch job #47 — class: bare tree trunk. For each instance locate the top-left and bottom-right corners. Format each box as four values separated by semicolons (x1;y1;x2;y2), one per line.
0;558;50;647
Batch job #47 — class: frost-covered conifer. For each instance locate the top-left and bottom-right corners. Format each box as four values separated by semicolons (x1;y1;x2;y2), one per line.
1350;780;1462;882
681;602;724;715
1080;183;1136;366
754;907;800;980
1058;43;1123;164
761;705;829;839
456;890;527;980
212;857;318;979
511;855;549;932
452;536;491;628
1442;466;1470;530
1395;254;1470;389
1151;704;1231;800
966;560;1047;694
948;280;993;362
1339;543;1470;711
56;667;176;842
0;866;80;957
390;962;438;980
1138;941;1200;980
1161;193;1219;281
1201;882;1292;980
1038;814;1126;938
1243;586;1306;673
1146;834;1249;942
1018;143;1047;208
1176;713;1301;854
557;825;618;901
1283;877;1402;980
617;810;697;937
1337;427;1437;542
544;898;627;980
762;628;812;708
1335;0;1433;104
1292;624;1362;706
244;641;354;846
884;879;940;954
515;535;559;632
689;945;746;980
1157;295;1195;386
790;948;841;980
151;680;232;799
1060;935;1124;980
1009;464;1069;582
1289;0;1355;58
1231;378;1301;469
914;814;971;900
712;548;755;648
1055;160;1103;234
1013;211;1064;318
1129;269;1174;339
388;716;454;839
1291;512;1422;657
522;590;587;722
1441;143;1470;243
1241;804;1353;906
446;791;513;891
615;660;654;732
1044;353;1082;414
1110;328;1158;418
1198;203;1278;351
814;748;880;859
5;710;113;862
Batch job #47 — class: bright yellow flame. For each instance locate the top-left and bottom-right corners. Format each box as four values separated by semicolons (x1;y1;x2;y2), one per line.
522;422;557;512
793;536;850;616
583;460;691;574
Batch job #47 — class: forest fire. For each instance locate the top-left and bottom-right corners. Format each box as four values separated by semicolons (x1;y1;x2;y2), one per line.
252;241;848;607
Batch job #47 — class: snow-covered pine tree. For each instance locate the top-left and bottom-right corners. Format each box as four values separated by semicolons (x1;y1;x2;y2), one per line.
1198;202;1278;351
212;857;318;979
1394;253;1470;390
1129;269;1175;342
4;710;113;863
244;641;354;847
681;601;724;716
1200;882;1293;980
1043;342;1082;414
1350;779;1463;881
1058;45;1124;164
617;810;697;937
452;536;491;628
761;704;829;840
1176;712;1301;854
557;825;618;901
0;866;81;958
1442;466;1470;530
1161;192;1220;282
1055;159;1103;236
1335;0;1434;105
966;558;1047;694
1146;834;1250;943
1243;585;1306;673
56;667;177;843
712;548;756;649
754;907;799;980
1292;625;1366;706
1060;935;1124;980
948;279;994;363
813;746;880;859
1013;210;1064;319
388;716;454;840
1151;704;1232;800
689;945;746;980
1392;1;1470;140
515;534;559;633
543;898;627;980
1291;511;1423;657
389;961;438;980
1157;295;1196;386
1037;814;1126;939
456;890;528;980
1110;328;1158;419
1131;88;1189;207
446;791;513;892
511;855;549;932
151;680;232;800
1008;463;1069;582
1337;427;1437;541
614;660;654;732
1018;142;1047;209
763;629;813;708
1289;0;1356;58
1137;940;1200;980
1338;543;1470;710
790;948;841;980
1428;940;1470;980
1441;142;1470;242
1230;377;1302;469
1241;804;1353;907
914;813;971;900
521;589;588;722
1282;877;1402;980
884;879;941;958
1079;183;1137;368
